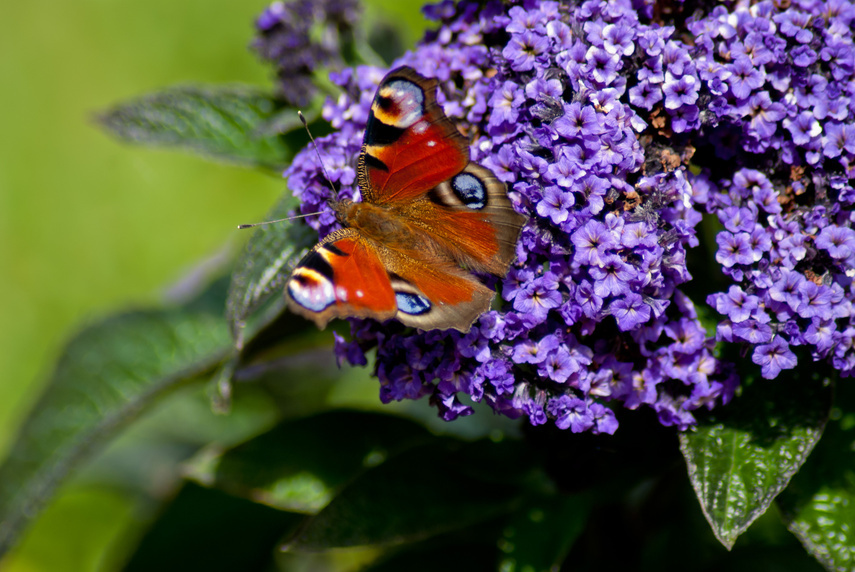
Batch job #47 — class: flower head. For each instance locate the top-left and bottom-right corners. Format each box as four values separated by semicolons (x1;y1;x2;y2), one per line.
252;0;360;107
271;0;855;432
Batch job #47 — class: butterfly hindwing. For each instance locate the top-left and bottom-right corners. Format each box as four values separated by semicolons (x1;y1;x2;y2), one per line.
286;229;397;329
414;163;527;276
358;67;469;204
286;228;495;332
380;247;496;332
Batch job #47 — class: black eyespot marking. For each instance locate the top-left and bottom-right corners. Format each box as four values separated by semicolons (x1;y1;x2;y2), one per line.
363;153;389;173
451;172;487;210
426;188;445;206
376;94;394;111
321;243;346;257
365;110;407;146
298;251;334;281
396;292;431;315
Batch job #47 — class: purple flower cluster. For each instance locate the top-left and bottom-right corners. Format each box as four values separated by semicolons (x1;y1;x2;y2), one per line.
252;0;359;107
680;1;855;378
272;0;855;431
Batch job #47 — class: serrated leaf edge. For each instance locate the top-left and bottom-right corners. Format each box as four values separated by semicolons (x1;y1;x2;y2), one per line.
679;423;826;550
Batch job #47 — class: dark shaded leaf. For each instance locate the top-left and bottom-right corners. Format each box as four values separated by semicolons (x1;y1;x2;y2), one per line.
497;493;590;571
778;381;855;572
284;440;530;551
97;85;294;170
361;523;506;572
523;407;682;494
226;192;318;348
122;483;301;572
680;365;832;549
0;286;232;556
560;462;825;571
184;410;433;513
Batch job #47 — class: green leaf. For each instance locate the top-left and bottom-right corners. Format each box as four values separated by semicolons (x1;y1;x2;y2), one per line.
184;410;432;513
778;382;855;572
679;366;832;550
226;192;318;347
207;355;239;415
361;524;506;572
0;486;137;572
284;440;529;551
122;483;302;572
0;287;232;556
497;493;590;572
96;85;294;171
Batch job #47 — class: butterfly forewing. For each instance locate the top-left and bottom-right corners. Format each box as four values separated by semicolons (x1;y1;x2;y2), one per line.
359;67;469;205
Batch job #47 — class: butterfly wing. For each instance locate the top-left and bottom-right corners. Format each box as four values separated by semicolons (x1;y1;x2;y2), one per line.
286;229;495;332
285;229;398;329
378;246;496;332
360;67;526;275
408;162;527;276
358;67;469;205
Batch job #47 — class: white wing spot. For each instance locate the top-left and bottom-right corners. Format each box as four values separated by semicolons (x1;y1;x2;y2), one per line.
427;140;437;147
335;286;348;302
356;290;364;298
289;272;335;312
386;79;424;128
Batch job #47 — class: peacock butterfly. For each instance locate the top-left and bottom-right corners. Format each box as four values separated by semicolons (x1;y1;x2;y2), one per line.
285;67;526;333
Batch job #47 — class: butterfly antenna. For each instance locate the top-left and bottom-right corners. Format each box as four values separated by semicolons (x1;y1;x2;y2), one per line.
238;112;339;230
237;211;324;230
299;111;339;200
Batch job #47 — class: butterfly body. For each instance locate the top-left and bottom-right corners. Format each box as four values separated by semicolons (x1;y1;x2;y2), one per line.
286;67;526;332
336;199;432;251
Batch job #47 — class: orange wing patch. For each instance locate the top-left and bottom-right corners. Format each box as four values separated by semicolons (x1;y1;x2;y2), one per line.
359;67;469;204
286;230;397;329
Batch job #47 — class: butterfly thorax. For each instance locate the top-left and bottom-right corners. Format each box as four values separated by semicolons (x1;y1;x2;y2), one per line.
335;199;434;252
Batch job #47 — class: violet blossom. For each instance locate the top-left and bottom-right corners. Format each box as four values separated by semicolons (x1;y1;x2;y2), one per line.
265;0;855;433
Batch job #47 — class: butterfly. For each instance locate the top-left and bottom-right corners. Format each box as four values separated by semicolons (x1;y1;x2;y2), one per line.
285;67;526;333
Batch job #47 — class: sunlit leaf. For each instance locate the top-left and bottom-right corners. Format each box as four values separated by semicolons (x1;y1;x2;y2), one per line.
0;285;232;556
226;192;317;348
680;367;832;549
778;383;855;572
184;410;432;513
97;85;295;170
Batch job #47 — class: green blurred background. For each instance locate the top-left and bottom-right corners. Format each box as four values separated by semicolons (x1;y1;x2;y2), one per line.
0;1;426;569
